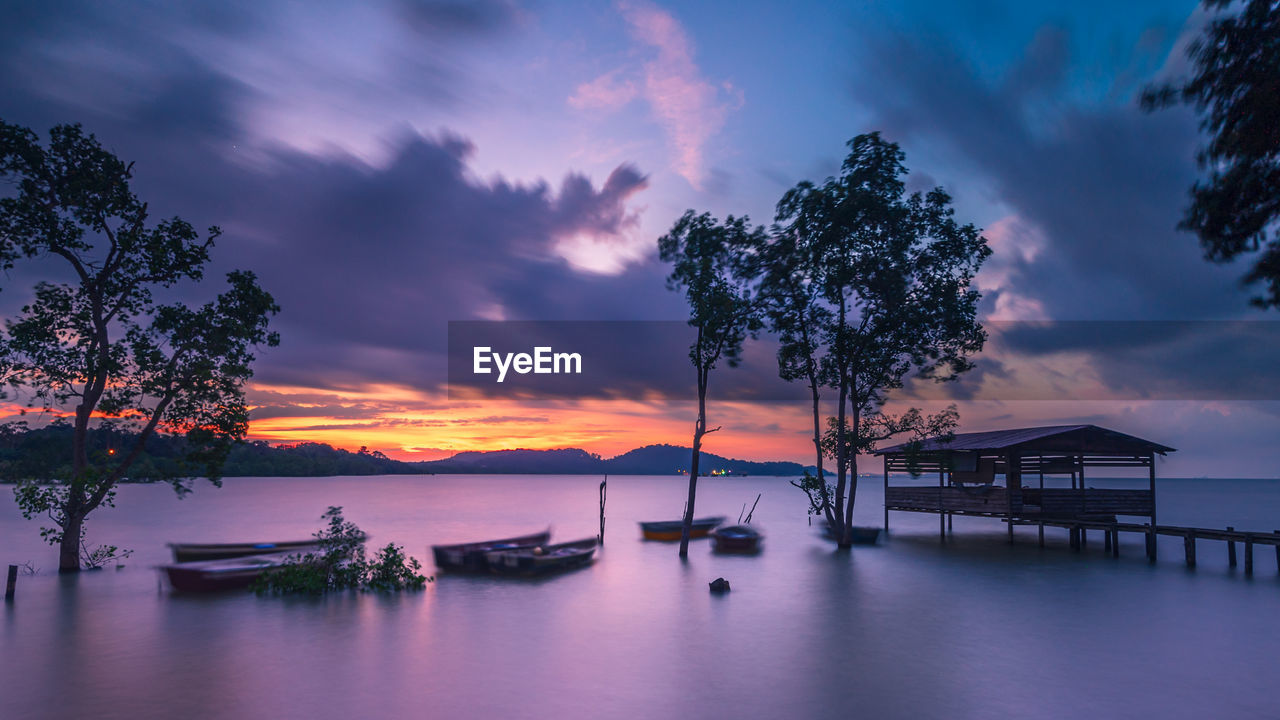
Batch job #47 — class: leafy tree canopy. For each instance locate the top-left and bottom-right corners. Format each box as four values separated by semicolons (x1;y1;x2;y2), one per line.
0;120;279;571
1142;0;1280;307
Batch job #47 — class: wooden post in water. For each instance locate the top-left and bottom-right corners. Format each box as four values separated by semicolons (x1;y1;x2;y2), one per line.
1227;527;1237;568
1244;537;1254;577
5;564;16;601
938;469;945;542
598;476;607;546
1104;528;1112;554
882;457;889;534
1148;453;1158;561
1006;452;1020;544
1037;461;1045;548
1111;527;1120;558
1184;532;1196;568
1273;531;1279;571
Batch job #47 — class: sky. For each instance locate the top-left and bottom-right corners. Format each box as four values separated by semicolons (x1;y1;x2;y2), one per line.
2;0;1278;477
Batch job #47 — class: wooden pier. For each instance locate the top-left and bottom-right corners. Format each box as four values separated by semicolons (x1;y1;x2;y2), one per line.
877;425;1277;577
1008;518;1280;575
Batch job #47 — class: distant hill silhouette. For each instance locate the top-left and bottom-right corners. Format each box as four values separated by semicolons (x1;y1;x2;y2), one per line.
0;424;816;480
422;444;814;476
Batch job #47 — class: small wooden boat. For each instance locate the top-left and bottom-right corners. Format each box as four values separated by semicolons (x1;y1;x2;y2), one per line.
486;538;598;576
639;516;725;541
821;523;882;545
162;554;293;593
431;529;552;573
168;540;321;562
711;524;763;554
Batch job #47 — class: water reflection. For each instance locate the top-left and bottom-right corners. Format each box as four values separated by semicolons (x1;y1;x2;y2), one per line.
1;475;1278;719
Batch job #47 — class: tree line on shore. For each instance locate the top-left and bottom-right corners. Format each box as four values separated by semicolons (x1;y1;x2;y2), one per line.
0;423;817;480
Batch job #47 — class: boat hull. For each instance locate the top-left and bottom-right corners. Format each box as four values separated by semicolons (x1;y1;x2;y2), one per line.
162;554;291;593
486;538;598;576
431;529;552;573
711;525;763;554
168;540;320;563
639;516;725;541
821;524;882;545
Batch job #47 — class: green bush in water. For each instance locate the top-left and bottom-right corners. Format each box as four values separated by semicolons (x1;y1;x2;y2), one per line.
254;506;429;595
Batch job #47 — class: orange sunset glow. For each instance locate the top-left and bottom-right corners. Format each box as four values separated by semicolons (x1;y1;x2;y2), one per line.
243;381;821;463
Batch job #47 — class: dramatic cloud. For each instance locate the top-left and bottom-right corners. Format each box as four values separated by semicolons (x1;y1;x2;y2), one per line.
614;1;739;188
851;24;1253;321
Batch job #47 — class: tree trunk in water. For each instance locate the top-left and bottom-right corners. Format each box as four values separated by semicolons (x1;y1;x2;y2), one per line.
832;374;849;548
809;378;833;528
59;515;82;573
842;407;860;547
679;431;702;558
680;363;709;558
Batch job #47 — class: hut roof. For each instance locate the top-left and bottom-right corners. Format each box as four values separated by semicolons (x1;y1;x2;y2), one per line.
874;424;1176;456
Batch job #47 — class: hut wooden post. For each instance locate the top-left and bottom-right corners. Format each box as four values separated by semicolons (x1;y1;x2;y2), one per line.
938;469;945;541
1244;537;1254;576
1006;451;1021;544
882;457;889;534
1078;454;1086;517
1227;527;1237;567
1111;526;1120;557
1038;459;1045;548
1147;453;1158;561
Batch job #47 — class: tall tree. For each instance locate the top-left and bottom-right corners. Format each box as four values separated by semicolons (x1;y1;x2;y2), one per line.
743;222;835;526
0;121;280;572
775;133;989;546
1142;0;1280;308
659;211;761;557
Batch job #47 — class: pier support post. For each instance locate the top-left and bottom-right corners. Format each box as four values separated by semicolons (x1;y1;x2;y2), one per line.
1038;522;1044;548
938;470;945;542
1069;526;1080;551
1111;528;1119;558
1080;528;1087;547
1273;532;1279;571
1006;451;1020;545
882;459;889;534
4;564;15;601
1148;455;1158;561
1227;527;1237;568
1146;526;1156;562
1104;529;1112;554
1184;533;1196;568
1245;538;1254;576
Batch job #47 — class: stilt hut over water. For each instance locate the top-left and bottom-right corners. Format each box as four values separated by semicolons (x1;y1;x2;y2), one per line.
875;425;1176;541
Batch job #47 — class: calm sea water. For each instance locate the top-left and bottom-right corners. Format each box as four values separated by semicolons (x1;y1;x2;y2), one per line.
2;474;1279;720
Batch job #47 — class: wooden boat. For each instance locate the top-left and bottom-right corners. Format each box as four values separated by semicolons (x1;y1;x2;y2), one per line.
639;516;725;541
486;538;598;576
168;540;321;562
431;529;552;573
821;523;882;545
710;524;763;554
162;554;293;593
